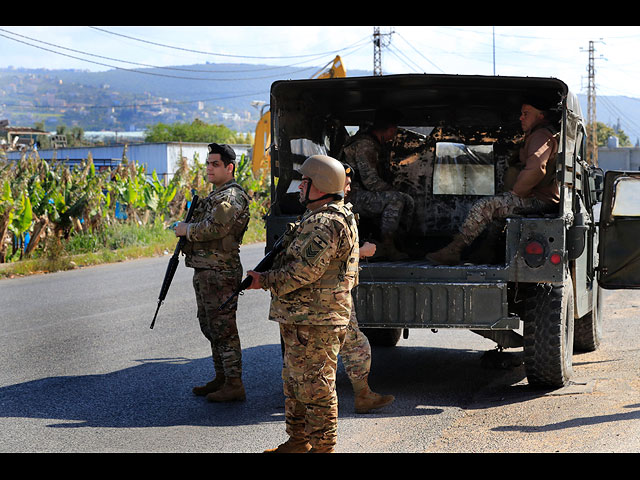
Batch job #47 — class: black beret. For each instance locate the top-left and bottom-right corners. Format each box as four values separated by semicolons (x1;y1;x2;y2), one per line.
373;108;403;128
208;143;236;163
342;162;355;178
522;94;558;113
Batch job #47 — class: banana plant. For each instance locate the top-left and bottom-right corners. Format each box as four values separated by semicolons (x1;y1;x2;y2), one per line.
144;170;177;223
7;191;33;260
0;178;15;262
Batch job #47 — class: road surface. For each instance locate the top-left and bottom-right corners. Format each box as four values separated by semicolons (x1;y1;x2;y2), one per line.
1;244;639;453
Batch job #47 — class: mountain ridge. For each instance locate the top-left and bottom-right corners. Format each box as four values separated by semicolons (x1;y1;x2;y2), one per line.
2;64;639;143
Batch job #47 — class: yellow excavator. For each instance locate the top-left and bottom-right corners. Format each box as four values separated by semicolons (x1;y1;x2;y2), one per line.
251;55;347;177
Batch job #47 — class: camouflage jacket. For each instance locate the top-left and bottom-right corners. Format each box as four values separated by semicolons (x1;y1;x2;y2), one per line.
183;180;250;272
340;129;393;192
262;200;359;326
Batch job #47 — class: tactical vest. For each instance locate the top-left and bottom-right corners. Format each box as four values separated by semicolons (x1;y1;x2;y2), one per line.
531;124;560;190
270;201;359;325
338;130;382;191
183;181;250;270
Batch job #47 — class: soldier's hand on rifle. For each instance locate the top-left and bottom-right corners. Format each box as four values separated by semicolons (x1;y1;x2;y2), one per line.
246;270;263;289
174;222;188;237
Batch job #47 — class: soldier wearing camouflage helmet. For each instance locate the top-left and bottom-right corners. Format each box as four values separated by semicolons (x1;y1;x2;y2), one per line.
174;143;251;402
247;154;359;453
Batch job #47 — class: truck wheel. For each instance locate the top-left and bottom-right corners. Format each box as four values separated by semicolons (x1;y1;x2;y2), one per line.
574;283;602;352
361;327;402;347
523;278;574;388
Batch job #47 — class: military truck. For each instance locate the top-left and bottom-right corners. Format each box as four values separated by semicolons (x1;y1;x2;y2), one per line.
264;73;636;388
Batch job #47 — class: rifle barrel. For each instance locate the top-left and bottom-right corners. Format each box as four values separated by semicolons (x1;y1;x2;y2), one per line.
149;195;199;330
150;301;162;329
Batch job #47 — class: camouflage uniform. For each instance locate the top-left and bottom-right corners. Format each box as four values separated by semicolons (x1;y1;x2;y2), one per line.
285;210;372;387
261;199;359;451
341;129;414;236
339;307;371;384
184;180;250;380
459;122;559;244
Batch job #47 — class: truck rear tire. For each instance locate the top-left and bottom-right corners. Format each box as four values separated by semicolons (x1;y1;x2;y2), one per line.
574;283;602;352
361;327;402;347
523;278;574;388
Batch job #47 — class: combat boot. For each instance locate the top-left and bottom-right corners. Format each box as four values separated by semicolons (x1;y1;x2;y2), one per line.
192;375;225;396
425;234;468;266
309;445;335;453
263;438;312;453
381;235;409;261
205;377;246;402
353;379;395;414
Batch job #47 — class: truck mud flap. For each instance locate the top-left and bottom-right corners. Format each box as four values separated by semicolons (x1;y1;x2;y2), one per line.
353;281;519;330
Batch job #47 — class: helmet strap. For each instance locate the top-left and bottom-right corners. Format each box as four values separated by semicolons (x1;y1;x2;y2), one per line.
300;179;343;206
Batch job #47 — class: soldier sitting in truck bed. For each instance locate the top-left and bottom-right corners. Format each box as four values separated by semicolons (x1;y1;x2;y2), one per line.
426;97;560;265
340;108;415;260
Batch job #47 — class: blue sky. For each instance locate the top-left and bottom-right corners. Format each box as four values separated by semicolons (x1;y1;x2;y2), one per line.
1;25;639;99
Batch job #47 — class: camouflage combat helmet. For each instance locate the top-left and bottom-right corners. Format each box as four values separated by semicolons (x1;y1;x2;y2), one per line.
299;155;346;194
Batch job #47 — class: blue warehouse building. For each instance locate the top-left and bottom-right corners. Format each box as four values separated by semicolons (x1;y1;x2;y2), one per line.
4;142;251;181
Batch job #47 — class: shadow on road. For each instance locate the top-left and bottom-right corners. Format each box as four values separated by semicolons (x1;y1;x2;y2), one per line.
0;344;285;429
0;340;544;429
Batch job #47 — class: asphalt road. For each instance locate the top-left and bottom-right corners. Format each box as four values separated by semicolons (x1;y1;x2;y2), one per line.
1;244;640;453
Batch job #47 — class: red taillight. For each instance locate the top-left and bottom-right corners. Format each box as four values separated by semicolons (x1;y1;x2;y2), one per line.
525;241;544;255
550;253;562;264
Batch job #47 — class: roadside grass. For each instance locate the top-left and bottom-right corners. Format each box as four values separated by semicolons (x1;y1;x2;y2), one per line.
0;204;266;279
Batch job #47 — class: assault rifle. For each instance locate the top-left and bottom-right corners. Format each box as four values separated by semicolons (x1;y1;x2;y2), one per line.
150;195;199;329
217;232;287;312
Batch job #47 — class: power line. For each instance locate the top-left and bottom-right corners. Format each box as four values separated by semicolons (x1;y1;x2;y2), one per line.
0;28;371;83
0;27;357;75
387;44;422;73
598;96;640;142
395;32;444;73
89;26;370;61
1;91;268;111
0;30;344;82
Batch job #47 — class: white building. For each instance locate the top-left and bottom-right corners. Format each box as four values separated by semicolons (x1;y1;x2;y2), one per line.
5;142;252;180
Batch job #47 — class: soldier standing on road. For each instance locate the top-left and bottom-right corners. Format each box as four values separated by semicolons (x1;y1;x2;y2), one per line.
246;155;359;453
174;143;251;402
340;162;395;413
426;99;560;265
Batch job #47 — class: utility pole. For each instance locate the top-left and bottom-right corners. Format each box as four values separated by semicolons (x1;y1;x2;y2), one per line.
586;40;598;166
492;27;496;75
373;27;393;76
582;39;605;166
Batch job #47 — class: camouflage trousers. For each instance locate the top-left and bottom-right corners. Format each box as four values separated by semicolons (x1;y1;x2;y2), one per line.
280;323;347;449
350;189;415;236
339;307;371;385
192;268;243;378
460;192;557;245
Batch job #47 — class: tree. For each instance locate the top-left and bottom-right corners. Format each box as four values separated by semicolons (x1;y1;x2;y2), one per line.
144;119;244;143
595;121;631;147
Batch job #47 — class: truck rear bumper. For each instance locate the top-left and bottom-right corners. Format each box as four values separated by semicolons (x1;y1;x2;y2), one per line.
353;281;519;330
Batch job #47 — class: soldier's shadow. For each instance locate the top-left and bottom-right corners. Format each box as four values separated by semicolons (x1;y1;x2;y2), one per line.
0;345;286;429
0;341;532;430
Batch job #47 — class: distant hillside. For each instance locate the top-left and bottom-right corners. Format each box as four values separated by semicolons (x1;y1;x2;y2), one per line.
0;63;372;132
2;64;640;142
577;94;640;146
2;62;373;111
